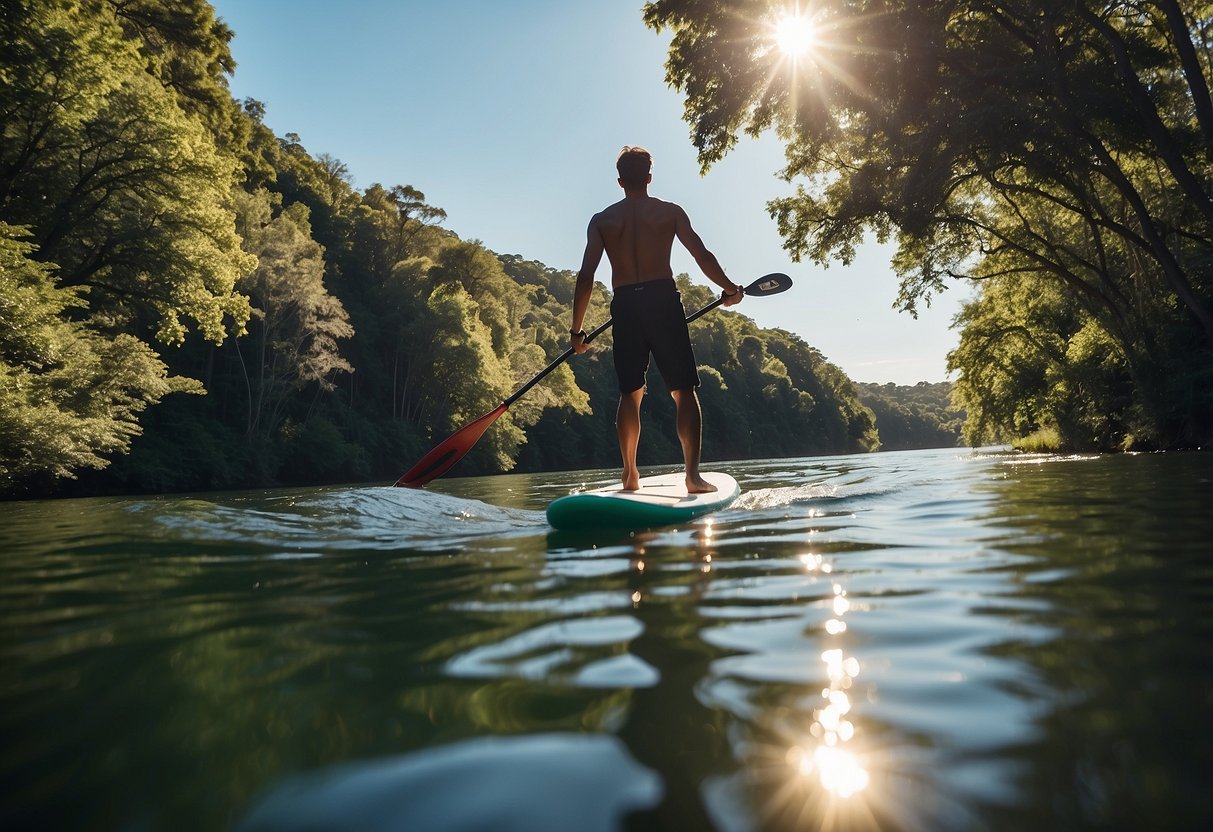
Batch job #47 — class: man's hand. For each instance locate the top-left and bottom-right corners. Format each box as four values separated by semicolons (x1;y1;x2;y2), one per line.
721;285;744;307
570;330;592;354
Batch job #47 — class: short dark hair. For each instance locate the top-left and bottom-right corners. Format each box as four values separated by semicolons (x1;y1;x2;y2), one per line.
616;146;652;188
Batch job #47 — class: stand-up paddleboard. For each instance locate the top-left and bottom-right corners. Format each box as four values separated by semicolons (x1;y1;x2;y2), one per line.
547;471;740;530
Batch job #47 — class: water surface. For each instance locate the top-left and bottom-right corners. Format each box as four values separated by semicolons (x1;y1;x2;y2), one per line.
1;448;1210;831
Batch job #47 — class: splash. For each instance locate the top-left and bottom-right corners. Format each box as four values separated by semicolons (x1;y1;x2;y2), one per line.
149;485;546;553
732;482;839;511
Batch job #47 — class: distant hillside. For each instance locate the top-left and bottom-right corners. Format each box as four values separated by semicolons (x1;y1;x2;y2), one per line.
858;382;965;451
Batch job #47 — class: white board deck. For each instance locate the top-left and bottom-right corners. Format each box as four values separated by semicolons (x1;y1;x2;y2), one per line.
546;471;740;530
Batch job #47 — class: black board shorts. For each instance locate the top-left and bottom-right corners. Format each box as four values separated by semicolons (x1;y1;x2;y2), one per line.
610;280;700;394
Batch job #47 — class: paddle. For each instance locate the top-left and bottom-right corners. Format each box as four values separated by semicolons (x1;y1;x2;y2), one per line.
394;272;793;487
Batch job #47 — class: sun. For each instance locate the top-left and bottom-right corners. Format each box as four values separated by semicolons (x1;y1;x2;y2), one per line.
774;13;818;58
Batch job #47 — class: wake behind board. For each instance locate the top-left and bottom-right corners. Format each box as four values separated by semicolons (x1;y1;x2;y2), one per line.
546;471;740;530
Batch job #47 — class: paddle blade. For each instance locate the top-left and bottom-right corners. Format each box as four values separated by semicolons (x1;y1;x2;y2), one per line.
394;404;508;487
745;272;793;296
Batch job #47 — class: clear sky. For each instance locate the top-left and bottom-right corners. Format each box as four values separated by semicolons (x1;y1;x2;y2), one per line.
209;0;965;385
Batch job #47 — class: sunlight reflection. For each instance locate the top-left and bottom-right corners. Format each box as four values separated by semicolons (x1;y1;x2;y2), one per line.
625;523;719;608
799;552;833;573
811;746;870;798
719;546;876;827
832;587;850;616
800;567;870;800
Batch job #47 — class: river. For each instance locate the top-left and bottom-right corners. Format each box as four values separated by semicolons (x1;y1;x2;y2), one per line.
1;448;1210;831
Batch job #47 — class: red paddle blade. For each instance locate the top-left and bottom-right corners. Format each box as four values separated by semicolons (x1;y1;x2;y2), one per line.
394;404;508;487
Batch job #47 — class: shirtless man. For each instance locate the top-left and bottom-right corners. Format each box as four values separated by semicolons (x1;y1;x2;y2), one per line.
569;146;743;493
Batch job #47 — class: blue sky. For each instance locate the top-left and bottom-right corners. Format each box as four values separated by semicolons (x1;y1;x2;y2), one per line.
210;0;965;384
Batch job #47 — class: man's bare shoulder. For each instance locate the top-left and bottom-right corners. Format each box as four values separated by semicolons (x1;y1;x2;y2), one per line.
648;196;688;219
593;198;630;220
589;200;629;235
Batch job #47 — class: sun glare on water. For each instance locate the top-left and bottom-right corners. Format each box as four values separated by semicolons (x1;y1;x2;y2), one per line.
774;13;818;58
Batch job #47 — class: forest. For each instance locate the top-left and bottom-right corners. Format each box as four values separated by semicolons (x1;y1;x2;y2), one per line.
856;382;964;451
0;0;887;498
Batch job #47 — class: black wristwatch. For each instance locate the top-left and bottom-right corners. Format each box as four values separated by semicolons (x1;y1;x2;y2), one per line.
570;329;586;339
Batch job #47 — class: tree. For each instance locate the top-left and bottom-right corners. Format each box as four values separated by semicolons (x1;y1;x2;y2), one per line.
402;283;522;470
354;184;449;285
0;0;254;345
0;224;196;493
949;271;1149;451
643;0;1213;447
231;190;353;440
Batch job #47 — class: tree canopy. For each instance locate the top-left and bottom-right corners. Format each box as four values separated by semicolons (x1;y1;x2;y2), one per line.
644;0;1213;450
0;223;196;490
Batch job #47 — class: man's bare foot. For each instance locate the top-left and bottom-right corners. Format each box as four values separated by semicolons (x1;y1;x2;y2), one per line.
686;474;717;494
622;469;641;491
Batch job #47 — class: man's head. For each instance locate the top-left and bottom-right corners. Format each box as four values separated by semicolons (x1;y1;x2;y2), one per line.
616;146;652;189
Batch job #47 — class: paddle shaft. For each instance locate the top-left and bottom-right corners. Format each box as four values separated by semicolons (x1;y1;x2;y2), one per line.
505;317;611;406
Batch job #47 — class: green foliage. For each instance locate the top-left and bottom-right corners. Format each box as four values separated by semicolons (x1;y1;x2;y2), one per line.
644;0;1213;449
277;415;365;483
0;0;254;345
1014;427;1063;454
0;224;196;492
857;382;964;451
233;189;353;438
947;268;1210;452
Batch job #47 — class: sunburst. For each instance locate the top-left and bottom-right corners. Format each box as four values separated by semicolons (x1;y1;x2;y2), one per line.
774;12;819;59
755;3;879;123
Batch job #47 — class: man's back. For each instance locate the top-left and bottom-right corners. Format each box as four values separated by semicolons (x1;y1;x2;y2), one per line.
592;195;681;288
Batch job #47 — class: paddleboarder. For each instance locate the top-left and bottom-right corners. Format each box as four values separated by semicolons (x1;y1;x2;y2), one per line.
570;146;743;493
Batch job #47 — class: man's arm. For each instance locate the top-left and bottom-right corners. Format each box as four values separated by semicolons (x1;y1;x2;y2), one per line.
571;217;604;353
674;206;742;305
